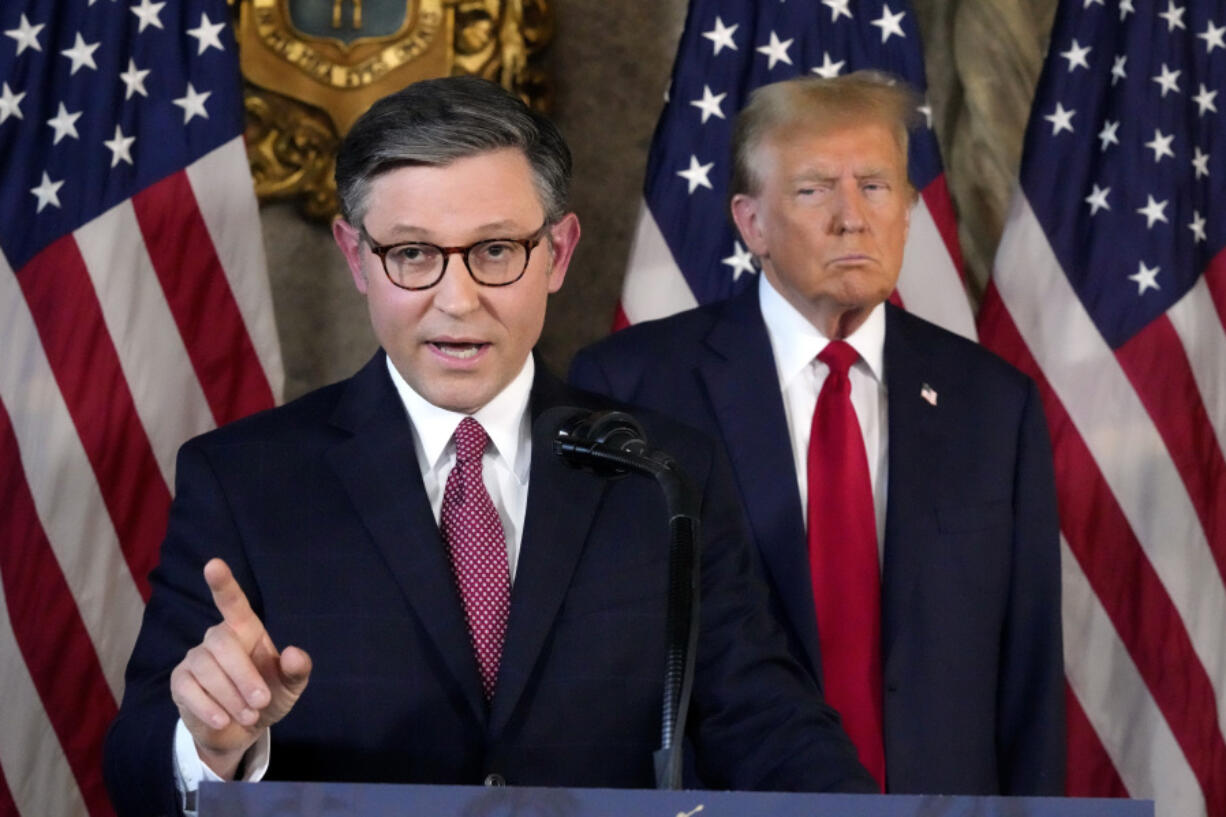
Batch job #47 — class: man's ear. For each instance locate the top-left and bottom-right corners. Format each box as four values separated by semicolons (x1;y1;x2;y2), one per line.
730;194;767;257
332;217;369;295
544;212;581;294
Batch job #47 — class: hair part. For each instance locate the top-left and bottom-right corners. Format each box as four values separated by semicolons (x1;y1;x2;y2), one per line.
729;70;922;200
335;76;572;227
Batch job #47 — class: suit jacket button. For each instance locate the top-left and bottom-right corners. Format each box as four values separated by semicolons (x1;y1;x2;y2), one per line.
484;773;506;786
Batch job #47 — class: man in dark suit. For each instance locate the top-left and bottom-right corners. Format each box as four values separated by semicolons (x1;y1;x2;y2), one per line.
571;73;1065;795
102;77;874;817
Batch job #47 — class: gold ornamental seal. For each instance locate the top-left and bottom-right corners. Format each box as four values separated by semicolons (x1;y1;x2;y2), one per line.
234;0;554;219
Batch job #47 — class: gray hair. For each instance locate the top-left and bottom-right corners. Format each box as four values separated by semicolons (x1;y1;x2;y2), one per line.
729;70;922;199
335;76;572;227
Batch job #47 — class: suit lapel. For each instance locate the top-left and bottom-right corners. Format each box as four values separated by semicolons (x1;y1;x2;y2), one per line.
488;369;610;735
324;353;488;724
698;288;824;678
880;305;948;665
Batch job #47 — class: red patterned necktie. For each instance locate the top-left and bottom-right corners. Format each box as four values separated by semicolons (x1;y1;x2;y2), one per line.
440;417;511;700
807;340;886;790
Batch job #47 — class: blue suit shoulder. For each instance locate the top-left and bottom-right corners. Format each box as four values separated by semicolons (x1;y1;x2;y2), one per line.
569;295;746;398
885;303;1035;399
562;379;724;475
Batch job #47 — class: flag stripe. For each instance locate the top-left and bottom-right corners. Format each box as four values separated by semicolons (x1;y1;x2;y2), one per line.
993;196;1226;723
1205;253;1226;325
133;171;276;426
0;591;88;817
980;282;1226;815
919;175;965;277
1116;317;1226;568
894;191;977;340
1061;536;1205;816
14;238;168;599
186;139;284;402
1165;269;1226;458
0;768;19;817
0;402;118;817
1064;684;1130;799
75;203;215;487
612;303;630;332
0;254;146;699
620;203;701;325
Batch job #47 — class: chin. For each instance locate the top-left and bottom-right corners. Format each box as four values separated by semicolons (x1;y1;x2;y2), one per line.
411;380;486;415
833;275;894;307
433;392;487;415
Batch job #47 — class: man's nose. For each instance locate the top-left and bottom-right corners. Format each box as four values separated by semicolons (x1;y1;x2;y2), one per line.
832;184;867;233
431;255;482;315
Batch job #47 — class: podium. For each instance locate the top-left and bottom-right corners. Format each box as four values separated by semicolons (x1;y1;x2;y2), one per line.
201;781;1153;817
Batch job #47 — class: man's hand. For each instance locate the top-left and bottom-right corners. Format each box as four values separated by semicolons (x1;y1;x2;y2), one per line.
170;558;312;779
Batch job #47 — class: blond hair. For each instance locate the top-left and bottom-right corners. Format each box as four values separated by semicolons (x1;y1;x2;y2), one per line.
729;71;921;198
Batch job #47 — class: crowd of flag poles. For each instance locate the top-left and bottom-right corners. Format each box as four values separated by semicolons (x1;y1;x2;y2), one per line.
0;0;1221;816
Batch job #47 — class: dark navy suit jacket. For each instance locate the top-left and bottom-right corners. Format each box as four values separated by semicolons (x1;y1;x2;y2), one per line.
569;287;1065;795
103;352;874;817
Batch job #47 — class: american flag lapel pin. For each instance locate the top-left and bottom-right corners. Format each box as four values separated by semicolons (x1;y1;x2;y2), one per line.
920;383;938;406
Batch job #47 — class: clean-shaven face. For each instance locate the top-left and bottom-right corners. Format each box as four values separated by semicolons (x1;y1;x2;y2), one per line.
334;147;580;414
733;120;912;331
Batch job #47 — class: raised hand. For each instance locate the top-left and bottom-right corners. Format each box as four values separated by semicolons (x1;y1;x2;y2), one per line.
169;558;312;779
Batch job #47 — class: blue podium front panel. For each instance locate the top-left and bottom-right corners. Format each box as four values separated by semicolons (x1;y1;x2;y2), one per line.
200;781;1152;817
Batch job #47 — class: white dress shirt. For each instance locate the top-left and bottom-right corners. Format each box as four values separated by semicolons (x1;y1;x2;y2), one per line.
174;354;536;806
388;354;533;580
758;275;890;559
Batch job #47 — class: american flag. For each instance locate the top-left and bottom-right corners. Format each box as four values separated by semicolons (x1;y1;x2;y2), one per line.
0;0;282;814
615;0;976;339
979;1;1226;815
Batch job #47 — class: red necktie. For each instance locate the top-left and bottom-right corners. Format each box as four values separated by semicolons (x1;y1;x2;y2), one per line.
440;417;511;699
808;340;886;790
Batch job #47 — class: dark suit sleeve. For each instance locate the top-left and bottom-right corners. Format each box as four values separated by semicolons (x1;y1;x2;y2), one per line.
997;379;1066;795
685;441;876;793
103;440;254;817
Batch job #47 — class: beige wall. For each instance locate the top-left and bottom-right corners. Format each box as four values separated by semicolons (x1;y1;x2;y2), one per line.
263;0;1058;401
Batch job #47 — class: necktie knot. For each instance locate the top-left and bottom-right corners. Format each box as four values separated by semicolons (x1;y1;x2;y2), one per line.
818;339;859;378
453;417;490;465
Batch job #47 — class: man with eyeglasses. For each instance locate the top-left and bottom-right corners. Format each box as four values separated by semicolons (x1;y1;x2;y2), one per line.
102;77;875;816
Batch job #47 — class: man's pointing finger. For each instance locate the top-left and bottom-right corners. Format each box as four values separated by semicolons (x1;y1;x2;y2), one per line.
203;558;265;648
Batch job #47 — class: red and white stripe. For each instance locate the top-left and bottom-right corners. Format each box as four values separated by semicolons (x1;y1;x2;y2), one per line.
615;177;977;339
0;136;282;817
981;191;1226;817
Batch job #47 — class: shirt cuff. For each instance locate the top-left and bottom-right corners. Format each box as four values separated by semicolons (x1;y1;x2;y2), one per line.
173;718;272;812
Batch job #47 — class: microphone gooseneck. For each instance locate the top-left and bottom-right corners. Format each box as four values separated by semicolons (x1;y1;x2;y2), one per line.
550;408;701;791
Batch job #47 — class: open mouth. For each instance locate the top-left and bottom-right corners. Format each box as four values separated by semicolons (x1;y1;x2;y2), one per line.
430;341;488;360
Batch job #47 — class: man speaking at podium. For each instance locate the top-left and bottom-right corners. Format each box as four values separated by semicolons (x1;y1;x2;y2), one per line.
102;77;875;816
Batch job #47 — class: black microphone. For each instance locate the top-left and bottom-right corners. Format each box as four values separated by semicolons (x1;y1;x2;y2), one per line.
552;409;655;477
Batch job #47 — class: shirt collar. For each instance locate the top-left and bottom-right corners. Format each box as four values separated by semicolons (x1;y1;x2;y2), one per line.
758;273;887;385
386;353;534;481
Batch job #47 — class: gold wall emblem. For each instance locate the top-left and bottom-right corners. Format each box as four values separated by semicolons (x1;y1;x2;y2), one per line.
235;0;554;219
